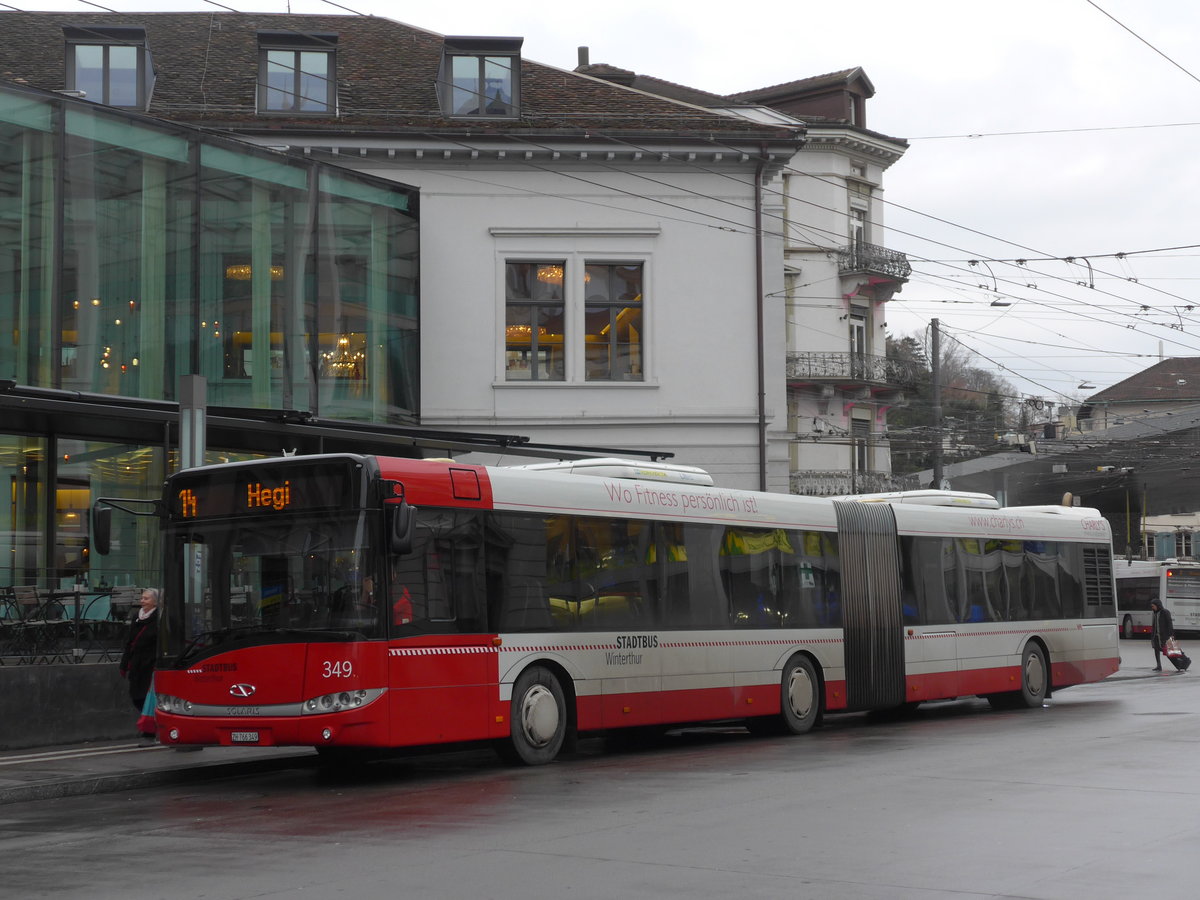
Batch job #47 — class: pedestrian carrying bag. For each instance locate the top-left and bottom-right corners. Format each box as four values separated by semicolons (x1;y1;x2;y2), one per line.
1164;636;1184;658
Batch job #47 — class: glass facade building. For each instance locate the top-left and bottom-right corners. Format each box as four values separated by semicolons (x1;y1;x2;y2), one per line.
0;81;419;595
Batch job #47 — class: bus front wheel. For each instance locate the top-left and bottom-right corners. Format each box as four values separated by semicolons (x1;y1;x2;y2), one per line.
1121;616;1134;640
501;665;567;766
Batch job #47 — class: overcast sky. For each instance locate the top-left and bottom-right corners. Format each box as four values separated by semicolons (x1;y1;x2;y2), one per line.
20;0;1200;406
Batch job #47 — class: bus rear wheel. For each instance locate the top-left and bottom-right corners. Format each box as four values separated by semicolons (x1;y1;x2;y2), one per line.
988;642;1048;710
500;665;567;766
1016;642;1048;707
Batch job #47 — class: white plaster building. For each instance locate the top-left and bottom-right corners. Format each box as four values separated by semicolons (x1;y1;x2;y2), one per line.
732;72;912;496
577;63;913;495
356;141;796;492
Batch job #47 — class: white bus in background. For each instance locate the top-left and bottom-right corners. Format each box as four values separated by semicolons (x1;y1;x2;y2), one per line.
1115;559;1200;639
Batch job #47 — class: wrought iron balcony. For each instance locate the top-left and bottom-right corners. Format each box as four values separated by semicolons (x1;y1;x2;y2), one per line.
837;241;912;281
789;469;919;497
786;351;923;389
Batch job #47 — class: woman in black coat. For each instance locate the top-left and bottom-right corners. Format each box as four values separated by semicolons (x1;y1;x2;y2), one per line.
1150;598;1176;672
119;588;160;720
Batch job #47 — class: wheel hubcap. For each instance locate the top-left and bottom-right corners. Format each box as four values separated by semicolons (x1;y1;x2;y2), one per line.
519;684;559;747
1025;655;1045;697
787;667;814;719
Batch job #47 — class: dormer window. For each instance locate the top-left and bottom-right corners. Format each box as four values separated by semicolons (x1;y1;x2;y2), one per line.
441;36;522;118
64;25;152;109
258;31;337;114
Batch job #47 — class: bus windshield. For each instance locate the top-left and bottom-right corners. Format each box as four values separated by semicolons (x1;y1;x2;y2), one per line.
163;510;381;662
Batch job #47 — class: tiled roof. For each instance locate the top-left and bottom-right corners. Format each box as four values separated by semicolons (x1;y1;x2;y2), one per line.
1086;358;1200;403
730;67;875;102
576;65;742;109
0;11;800;141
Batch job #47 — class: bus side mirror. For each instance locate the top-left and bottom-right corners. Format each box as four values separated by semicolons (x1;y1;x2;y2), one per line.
390;502;415;554
92;505;112;556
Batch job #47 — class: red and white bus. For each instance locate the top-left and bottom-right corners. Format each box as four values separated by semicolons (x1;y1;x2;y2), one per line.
140;454;1119;764
1115;558;1200;639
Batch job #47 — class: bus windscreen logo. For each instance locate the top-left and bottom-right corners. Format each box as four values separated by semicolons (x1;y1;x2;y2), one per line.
229;684;257;698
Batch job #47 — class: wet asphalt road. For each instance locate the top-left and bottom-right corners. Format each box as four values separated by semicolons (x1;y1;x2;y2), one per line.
1;647;1196;900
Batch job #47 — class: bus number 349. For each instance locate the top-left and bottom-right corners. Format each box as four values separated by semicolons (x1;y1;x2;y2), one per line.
322;660;353;678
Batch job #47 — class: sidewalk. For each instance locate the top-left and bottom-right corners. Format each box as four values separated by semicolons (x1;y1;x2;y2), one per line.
0;739;316;805
0;641;1173;805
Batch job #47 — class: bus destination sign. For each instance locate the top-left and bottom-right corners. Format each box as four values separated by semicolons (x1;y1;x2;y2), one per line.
171;462;356;520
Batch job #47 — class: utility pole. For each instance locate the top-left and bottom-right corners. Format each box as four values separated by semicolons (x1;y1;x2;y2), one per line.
931;318;943;489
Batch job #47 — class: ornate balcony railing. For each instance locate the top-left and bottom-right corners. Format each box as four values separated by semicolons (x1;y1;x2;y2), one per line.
789;469;920;497
786;351;923;389
837;241;912;281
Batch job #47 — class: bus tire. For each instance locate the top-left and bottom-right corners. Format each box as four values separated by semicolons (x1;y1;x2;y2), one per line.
987;643;1049;710
1016;642;1049;707
779;654;821;734
1121;616;1134;640
502;665;567;766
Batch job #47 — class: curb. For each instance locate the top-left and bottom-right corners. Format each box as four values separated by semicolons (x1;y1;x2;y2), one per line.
1106;669;1187;682
0;751;317;806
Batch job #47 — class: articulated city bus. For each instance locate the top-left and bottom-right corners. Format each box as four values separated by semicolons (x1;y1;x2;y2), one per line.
1115;558;1200;639
133;454;1119;764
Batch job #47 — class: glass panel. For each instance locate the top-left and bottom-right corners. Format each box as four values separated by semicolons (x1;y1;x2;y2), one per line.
322;172;410;212
506;262;565;382
0;122;56;387
391;509;484;633
57;439;163;593
658;523;726;628
73;45;105;103
779;530;841;628
505;304;536;380
166;511;381;648
265;50;294;111
584;263;643;381
0;436;47;591
199;159;307;409
107;45;139;107
298;52;330;111
0;89;54;131
62;117;195;401
481;56;513;114
67;108;189;162
450;55;480;115
722;528;792;627
315;174;420;421
201;144;307;189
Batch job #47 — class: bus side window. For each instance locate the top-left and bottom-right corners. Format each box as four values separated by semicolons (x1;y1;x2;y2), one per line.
896;536;920;626
484;512;559;632
660;523;723;629
1056;543;1085;619
904;536;955;626
575;517;648;631
721;528;788;628
1026;542;1063;619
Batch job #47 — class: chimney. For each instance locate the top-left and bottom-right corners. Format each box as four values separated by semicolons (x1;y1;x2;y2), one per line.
578;46;589;67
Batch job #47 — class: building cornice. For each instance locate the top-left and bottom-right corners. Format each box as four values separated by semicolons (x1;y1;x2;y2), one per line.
802;127;907;167
256;134;799;178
